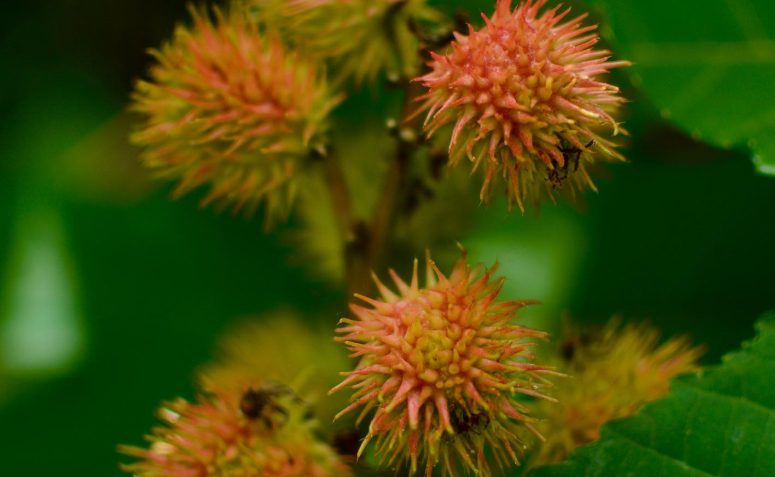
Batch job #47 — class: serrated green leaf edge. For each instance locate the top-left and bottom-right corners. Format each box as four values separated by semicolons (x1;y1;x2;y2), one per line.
530;312;775;477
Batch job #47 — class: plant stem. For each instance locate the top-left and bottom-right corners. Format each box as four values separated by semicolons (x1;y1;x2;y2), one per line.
323;151;354;240
364;79;425;288
365;141;408;288
331;82;425;299
322;151;370;299
331;15;438;299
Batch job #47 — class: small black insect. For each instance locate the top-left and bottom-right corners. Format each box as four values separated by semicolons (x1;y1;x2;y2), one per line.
447;401;492;438
455;412;491;435
560;325;601;364
239;383;308;430
547;140;595;188
239;387;275;420
561;337;581;362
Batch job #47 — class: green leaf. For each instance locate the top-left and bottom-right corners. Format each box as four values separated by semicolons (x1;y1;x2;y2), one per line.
591;0;775;175
530;312;775;477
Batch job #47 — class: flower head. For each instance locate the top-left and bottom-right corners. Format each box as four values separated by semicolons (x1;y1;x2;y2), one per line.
530;318;703;467
131;6;342;223
118;384;351;477
330;249;561;476
416;0;630;212
246;0;442;84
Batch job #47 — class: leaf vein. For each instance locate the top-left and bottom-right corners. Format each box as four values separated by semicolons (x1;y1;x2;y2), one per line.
605;427;716;477
683;382;775;415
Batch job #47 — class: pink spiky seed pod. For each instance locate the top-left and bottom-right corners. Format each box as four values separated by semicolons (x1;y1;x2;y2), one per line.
330;248;562;477
118;384;351;477
246;0;443;84
131;6;342;224
415;0;630;212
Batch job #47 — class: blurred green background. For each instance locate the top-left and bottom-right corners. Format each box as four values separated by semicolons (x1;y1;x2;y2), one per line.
0;1;773;476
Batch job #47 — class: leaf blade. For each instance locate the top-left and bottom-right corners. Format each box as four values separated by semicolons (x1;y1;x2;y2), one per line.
592;0;775;175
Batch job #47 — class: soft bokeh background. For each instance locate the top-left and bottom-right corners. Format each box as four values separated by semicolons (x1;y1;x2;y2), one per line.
1;1;773;476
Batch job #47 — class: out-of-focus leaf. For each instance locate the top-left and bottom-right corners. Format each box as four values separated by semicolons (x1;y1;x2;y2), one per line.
530;312;775;477
0;206;84;376
285;169;346;284
591;0;775;175
464;203;587;333
565;147;775;363
57;111;153;204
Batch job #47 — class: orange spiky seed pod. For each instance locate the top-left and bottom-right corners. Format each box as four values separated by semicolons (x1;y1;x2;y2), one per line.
245;0;442;84
118;384;351;477
330;249;562;477
131;6;342;223
530;318;704;467
416;0;630;212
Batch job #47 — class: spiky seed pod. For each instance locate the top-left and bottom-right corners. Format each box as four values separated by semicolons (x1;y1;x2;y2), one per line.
330;249;562;477
199;310;351;429
118;384;351;477
245;0;442;84
530;318;704;467
416;0;630;212
131;6;342;224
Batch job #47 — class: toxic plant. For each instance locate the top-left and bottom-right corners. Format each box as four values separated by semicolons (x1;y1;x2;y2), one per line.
330;250;562;476
416;0;629;211
117;1;707;476
131;6;342;223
